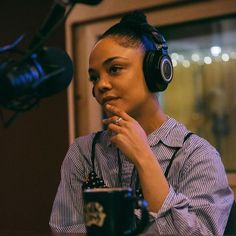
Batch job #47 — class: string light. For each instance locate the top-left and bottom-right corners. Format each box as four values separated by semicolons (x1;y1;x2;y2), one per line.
172;58;178;67
170;46;234;67
222;53;230;62
191;53;200;62
210;46;221;57
204;56;212;64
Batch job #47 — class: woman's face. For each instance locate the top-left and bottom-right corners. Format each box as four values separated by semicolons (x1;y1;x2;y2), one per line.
89;36;152;118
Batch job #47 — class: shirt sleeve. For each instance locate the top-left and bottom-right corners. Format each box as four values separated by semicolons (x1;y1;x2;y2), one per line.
49;140;88;233
145;140;234;236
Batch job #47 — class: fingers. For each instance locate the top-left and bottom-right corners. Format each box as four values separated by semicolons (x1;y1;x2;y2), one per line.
103;116;123;126
114;117;123;125
103;104;129;127
105;104;130;121
103;117;123;138
103;104;135;137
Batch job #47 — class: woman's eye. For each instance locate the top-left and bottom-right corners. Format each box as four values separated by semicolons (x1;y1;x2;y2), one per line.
109;66;122;74
89;75;99;83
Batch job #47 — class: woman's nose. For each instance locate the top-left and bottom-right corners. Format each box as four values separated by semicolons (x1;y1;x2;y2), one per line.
96;74;112;93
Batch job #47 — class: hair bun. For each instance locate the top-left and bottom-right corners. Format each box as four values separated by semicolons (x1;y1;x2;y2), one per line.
120;10;148;26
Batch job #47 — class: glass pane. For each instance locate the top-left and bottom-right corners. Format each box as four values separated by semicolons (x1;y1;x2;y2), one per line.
160;17;236;172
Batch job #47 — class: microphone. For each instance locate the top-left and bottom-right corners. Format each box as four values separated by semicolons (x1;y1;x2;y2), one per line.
0;47;73;111
0;0;102;122
29;0;103;50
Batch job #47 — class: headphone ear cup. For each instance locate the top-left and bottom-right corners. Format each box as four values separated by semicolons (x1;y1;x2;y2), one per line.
143;51;173;92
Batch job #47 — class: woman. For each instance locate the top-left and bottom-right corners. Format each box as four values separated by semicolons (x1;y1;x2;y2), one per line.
50;11;234;235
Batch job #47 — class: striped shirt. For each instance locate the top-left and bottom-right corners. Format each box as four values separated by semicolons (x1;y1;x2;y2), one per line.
49;117;234;235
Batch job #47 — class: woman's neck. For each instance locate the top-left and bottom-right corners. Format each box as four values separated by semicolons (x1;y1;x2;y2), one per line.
135;98;168;135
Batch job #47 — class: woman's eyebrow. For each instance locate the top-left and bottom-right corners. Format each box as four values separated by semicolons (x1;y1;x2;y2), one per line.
88;56;128;73
102;56;129;66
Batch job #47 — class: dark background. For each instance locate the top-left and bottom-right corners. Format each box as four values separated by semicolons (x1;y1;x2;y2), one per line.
0;0;69;231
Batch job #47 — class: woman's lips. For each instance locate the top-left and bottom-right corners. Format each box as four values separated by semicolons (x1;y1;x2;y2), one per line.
102;97;119;106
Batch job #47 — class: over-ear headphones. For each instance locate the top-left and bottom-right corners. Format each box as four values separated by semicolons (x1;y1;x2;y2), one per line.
143;30;173;92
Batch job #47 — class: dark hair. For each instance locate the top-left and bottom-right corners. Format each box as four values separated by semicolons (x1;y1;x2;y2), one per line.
100;10;161;51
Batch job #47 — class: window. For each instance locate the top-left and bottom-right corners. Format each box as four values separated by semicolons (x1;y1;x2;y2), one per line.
160;17;236;172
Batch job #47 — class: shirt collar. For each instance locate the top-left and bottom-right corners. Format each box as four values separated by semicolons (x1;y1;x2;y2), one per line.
148;117;188;148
